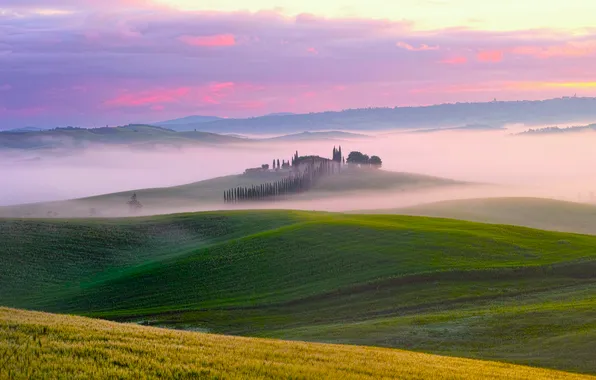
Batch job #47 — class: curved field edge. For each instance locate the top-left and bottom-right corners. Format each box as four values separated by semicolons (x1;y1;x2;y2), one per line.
0;307;592;380
361;197;596;235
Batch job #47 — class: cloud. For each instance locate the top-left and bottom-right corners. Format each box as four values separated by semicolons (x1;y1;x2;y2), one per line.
477;50;504;62
2;8;596;128
103;87;191;108
179;34;236;47
440;56;468;65
396;41;439;51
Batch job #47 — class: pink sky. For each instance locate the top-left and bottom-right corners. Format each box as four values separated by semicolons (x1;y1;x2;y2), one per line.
1;1;596;128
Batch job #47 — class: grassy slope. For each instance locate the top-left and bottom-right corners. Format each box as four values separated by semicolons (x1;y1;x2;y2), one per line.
367;197;596;235
0;168;462;218
1;211;596;373
1;308;592;380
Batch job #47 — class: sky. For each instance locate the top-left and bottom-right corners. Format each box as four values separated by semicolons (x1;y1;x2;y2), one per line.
2;0;596;128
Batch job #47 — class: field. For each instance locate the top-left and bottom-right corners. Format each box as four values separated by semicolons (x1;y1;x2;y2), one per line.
366;197;596;235
0;168;464;218
1;211;596;374
1;308;593;380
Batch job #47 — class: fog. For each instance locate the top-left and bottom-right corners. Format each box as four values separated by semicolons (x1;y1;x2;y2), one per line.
2;126;596;215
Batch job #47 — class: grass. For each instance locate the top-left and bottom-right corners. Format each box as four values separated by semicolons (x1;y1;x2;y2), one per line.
366;197;596;235
1;307;593;380
1;211;596;374
0;168;462;218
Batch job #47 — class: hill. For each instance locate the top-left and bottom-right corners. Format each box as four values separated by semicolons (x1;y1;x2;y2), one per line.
364;197;596;235
0;124;245;151
264;131;371;141
0;168;463;218
1;211;596;374
159;97;596;134
1;308;591;380
155;115;222;126
518;123;596;135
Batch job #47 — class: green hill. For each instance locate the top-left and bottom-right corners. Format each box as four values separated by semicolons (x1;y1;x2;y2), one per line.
1;211;596;374
2;308;592;380
362;197;596;235
0;169;463;218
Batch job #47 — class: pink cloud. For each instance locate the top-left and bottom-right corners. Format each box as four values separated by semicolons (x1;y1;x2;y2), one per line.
477;50;504;63
179;34;236;47
511;42;596;58
103;87;190;108
397;41;439;51
307;47;319;55
440;56;468;65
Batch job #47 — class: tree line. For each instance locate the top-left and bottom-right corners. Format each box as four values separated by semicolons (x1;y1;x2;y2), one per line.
224;158;339;203
346;151;382;168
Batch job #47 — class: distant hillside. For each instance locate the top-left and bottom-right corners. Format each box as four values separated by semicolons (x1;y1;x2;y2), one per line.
0;124;245;150
159;97;596;134
155;115;222;126
4;126;48;133
518;123;596;135
361;197;596;235
265;131;371;141
412;123;506;133
0;169;463;218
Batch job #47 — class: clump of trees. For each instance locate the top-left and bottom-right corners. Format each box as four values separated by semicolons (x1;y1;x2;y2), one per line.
346;151;382;168
127;193;143;213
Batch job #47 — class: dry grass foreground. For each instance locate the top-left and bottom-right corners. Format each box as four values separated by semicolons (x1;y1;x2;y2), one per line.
1;308;593;380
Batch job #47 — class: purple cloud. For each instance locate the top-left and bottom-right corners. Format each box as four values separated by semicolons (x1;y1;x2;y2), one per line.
1;8;596;128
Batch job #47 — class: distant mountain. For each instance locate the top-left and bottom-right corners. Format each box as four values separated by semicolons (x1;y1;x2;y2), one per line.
265;131;371;141
518;123;596;135
155;115;223;129
0;124;244;151
165;97;596;134
265;112;296;117
4;126;48;133
412;123;506;133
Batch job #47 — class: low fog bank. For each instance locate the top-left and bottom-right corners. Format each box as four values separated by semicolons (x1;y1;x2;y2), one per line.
2;126;596;214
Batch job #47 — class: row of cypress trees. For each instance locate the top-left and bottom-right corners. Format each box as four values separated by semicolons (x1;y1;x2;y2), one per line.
224;158;339;203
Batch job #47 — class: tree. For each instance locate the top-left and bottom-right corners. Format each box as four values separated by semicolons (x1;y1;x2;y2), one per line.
127;192;143;213
346;151;369;165
277;159;280;169
369;155;382;168
273;159;276;169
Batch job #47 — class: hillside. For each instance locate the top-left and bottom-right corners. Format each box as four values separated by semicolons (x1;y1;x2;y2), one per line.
0;169;463;218
2;309;591;380
365;197;596;235
1;211;596;374
519;123;596;135
264;131;371;141
157;97;596;134
0;124;245;151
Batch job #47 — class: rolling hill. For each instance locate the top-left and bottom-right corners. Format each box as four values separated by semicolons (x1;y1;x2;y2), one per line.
264;131;372;141
0;168;464;218
0;124;245;151
363;197;596;235
151;97;596;134
1;211;596;374
1;307;592;379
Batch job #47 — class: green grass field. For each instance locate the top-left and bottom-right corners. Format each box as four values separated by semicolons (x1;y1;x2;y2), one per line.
2;308;593;380
364;197;596;235
1;210;596;374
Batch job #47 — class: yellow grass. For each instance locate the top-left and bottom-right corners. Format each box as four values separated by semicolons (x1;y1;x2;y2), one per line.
1;308;593;379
